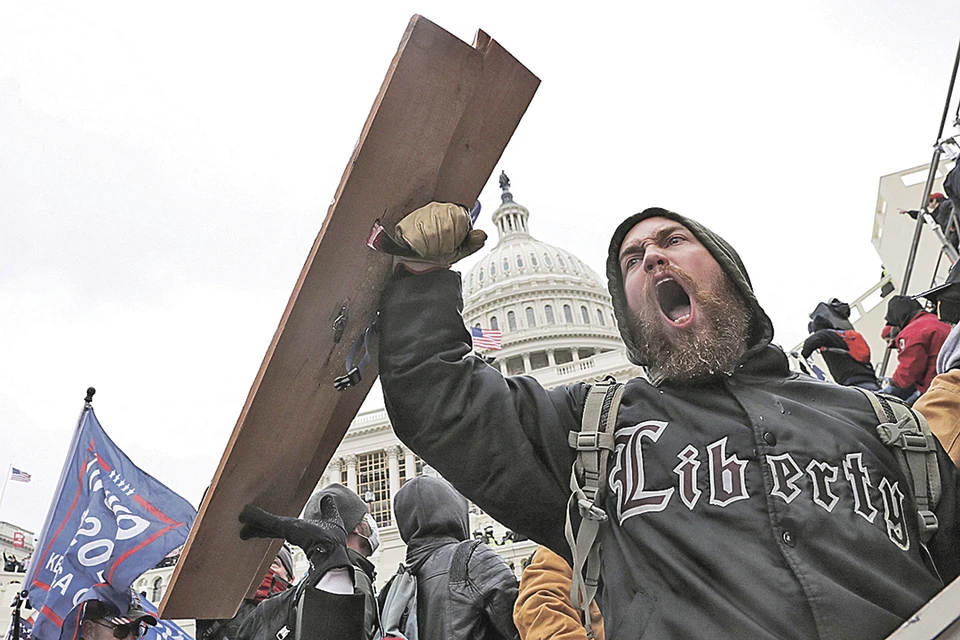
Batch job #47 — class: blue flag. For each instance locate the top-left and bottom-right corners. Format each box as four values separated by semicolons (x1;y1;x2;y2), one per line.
140;595;193;640
24;405;197;640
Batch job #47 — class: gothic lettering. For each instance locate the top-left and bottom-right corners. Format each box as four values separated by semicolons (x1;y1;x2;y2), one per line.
610;421;675;523
673;445;702;510
843;453;878;523
766;453;803;504
805;460;840;512
878;477;910;550
707;437;749;506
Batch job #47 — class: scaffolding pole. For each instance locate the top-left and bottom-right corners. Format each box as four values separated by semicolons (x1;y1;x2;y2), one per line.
880;37;960;378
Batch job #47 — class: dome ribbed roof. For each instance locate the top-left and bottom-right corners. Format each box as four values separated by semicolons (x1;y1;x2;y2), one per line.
463;174;607;297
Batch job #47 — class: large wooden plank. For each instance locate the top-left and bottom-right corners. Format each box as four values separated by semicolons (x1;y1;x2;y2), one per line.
886;574;960;639
160;15;539;620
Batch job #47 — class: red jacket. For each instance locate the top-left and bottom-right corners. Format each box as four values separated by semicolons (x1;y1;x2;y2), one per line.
893;311;952;392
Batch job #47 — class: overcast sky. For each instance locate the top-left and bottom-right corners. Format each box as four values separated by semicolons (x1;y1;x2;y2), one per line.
1;1;958;535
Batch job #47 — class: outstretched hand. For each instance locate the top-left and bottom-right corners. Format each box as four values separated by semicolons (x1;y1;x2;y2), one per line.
239;496;352;576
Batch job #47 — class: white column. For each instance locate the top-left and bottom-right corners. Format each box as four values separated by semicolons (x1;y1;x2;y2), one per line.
346;454;358;492
387;446;402;526
319;459;336;489
522;353;532;372
547;349;556;366
387;446;402;500
404;448;417;483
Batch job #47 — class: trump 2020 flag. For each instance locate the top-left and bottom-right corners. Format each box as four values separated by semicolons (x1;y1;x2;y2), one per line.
140;594;193;640
24;403;196;640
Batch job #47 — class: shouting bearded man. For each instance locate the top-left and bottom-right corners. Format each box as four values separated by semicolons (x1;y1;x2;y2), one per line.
378;204;960;640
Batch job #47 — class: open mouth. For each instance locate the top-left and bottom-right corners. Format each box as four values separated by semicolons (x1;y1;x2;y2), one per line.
656;277;693;326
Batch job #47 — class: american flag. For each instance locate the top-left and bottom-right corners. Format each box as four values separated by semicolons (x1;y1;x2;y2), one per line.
471;327;502;350
10;467;31;483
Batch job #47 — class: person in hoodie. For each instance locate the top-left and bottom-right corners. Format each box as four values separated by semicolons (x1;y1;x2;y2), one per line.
376;202;960;640
800;312;879;390
882;294;952;402
305;483;382;640
392;475;521;640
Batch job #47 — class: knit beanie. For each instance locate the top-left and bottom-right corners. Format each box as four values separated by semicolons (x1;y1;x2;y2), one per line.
305;483;368;532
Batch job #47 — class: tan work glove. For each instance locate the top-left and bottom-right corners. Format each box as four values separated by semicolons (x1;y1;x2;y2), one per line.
394;202;487;272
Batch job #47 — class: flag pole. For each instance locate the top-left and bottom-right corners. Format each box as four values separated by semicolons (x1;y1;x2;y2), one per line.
0;463;12;517
24;387;95;588
12;589;23;640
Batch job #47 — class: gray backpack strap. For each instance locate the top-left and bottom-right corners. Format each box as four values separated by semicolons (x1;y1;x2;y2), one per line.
565;377;624;639
855;388;942;543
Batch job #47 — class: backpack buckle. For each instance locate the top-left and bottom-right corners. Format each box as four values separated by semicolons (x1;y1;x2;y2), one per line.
334;368;362;390
575;432;602;450
578;499;608;522
876;416;928;451
569;431;614;452
918;510;939;540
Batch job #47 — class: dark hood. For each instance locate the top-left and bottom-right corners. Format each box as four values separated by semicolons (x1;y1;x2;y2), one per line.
885;295;922;328
394;476;469;573
306;483;368;532
606;207;774;371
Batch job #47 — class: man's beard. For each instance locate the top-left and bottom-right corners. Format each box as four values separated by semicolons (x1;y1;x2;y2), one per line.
630;267;753;383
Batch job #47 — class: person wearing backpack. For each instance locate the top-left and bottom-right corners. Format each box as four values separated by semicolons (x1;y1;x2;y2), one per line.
384;476;521;640
305;483;382;640
376;203;960;639
800;309;879;390
235;495;367;640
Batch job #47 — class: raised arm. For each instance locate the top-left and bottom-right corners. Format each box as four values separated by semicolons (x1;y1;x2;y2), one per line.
801;330;843;359
379;267;586;553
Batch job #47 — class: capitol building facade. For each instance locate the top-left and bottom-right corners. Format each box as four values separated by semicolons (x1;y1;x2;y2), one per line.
315;175;642;585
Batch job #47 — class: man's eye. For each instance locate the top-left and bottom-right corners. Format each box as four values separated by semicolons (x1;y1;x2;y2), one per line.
667;235;684;246
623;256;641;270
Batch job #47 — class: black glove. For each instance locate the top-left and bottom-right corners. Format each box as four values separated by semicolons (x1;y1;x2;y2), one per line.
239;497;351;576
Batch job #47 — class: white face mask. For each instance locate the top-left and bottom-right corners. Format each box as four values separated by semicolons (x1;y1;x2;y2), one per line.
359;512;380;553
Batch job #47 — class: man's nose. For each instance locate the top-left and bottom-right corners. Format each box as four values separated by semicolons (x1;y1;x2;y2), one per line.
643;247;668;272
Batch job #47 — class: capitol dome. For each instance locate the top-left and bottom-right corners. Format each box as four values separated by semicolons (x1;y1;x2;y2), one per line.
462;173;631;382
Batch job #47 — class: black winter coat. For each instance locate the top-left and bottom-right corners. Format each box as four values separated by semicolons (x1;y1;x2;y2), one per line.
379;269;960;640
394;476;520;640
800;329;877;386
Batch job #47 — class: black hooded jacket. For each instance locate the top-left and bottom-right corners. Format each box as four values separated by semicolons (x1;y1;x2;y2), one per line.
801;317;877;387
886;295;923;329
393;477;520;640
379;207;960;639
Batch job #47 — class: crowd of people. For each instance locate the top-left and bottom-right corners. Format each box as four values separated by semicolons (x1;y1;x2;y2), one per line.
799;290;953;408
201;185;960;640
2;553;27;573
38;166;960;639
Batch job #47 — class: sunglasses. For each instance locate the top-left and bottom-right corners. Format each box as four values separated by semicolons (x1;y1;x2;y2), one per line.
87;618;148;639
